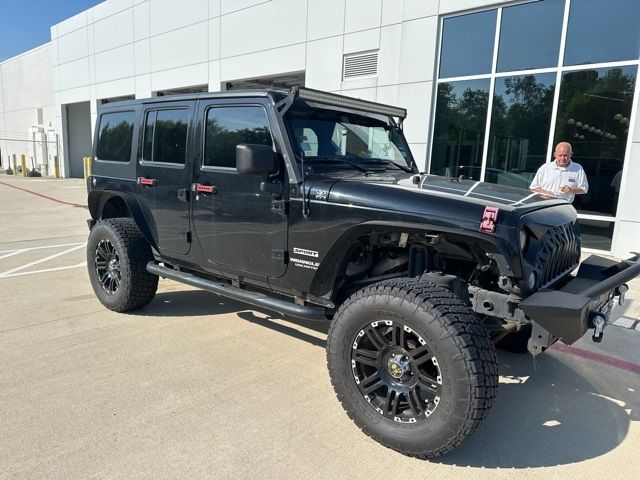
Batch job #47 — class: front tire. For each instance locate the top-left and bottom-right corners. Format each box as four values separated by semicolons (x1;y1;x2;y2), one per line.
326;278;498;458
87;218;158;312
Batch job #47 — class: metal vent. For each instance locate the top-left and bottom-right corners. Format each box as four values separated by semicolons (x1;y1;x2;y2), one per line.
343;51;378;80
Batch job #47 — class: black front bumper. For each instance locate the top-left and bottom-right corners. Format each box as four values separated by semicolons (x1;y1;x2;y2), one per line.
518;253;640;344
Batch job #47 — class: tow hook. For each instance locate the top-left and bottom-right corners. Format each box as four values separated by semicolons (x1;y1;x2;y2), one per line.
617;284;629;306
591;314;606;343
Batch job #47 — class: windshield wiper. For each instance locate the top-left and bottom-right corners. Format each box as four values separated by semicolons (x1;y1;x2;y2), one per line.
365;158;414;173
307;157;375;175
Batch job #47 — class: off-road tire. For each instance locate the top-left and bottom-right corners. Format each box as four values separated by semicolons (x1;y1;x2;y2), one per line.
87;218;158;312
326;278;498;458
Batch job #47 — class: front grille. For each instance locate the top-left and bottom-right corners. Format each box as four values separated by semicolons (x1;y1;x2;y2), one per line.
534;223;580;288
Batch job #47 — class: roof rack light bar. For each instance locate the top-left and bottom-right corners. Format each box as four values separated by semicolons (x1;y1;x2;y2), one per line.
294;87;407;119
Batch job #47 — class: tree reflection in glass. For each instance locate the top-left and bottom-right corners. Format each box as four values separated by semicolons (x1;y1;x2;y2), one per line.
486;74;556;189
205;107;273;169
430;79;490;180
553;66;637;216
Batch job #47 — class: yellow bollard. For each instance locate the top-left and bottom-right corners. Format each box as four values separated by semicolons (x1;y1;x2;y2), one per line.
54;156;60;178
12;154;17;176
83;156;92;180
21;154;27;177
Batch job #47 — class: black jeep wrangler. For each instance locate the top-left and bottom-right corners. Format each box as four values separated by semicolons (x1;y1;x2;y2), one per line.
86;87;640;458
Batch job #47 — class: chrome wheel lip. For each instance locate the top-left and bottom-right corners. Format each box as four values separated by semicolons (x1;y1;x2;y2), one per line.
94;239;121;295
351;320;443;424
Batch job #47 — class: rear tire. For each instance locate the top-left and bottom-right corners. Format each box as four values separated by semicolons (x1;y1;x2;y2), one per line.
87;218;158;312
326;278;498;458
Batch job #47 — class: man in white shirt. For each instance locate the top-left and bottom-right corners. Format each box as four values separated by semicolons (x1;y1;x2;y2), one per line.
529;142;588;202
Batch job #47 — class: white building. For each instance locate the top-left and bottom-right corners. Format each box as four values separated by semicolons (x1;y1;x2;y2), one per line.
0;0;639;257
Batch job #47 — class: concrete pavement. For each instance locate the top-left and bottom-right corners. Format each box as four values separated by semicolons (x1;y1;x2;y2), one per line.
1;175;639;479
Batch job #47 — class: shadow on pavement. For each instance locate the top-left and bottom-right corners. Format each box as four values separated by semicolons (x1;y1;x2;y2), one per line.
132;288;636;467
133;289;331;338
438;351;638;467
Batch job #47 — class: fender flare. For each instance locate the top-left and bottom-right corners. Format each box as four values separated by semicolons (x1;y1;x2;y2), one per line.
308;220;518;299
87;190;157;250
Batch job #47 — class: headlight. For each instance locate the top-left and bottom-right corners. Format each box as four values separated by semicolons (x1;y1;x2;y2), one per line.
519;227;530;253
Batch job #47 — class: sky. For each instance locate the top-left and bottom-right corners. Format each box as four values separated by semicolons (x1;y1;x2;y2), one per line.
0;0;104;62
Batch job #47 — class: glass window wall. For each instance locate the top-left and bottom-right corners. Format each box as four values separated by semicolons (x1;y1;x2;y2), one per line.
431;79;490;180
486;74;556;188
564;0;640;66
497;0;564;72
432;0;640;251
553;66;637;216
439;10;496;78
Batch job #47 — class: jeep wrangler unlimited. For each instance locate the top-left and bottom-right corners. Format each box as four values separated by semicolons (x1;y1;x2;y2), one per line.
86;87;640;458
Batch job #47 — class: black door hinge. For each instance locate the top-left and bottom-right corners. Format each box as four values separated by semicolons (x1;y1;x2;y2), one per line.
271;249;288;263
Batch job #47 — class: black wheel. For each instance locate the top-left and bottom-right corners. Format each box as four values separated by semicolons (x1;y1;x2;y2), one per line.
495;324;532;353
326;278;498;458
87;218;158;312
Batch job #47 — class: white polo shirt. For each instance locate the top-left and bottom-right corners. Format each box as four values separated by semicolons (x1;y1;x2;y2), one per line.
529;160;589;202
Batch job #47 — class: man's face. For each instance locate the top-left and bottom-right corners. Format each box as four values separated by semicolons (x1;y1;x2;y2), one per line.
554;145;572;167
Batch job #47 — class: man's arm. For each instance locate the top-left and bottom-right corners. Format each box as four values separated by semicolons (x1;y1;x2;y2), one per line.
532;186;556;196
560;166;589;195
529;168;554;196
560;185;585;195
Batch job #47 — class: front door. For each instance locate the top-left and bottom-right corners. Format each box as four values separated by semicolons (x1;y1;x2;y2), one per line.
192;99;288;277
137;101;193;255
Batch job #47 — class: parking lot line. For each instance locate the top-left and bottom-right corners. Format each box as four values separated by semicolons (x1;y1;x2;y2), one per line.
1;261;87;278
0;250;26;260
0;242;85;257
0;244;86;279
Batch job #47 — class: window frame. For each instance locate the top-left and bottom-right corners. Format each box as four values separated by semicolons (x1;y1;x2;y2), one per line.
201;103;275;172
95;110;136;164
139;105;191;169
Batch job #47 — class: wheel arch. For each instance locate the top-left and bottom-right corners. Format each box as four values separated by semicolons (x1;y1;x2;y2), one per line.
309;220;519;301
88;191;157;250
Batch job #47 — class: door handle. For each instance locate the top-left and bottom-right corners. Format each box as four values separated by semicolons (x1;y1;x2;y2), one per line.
137;177;157;187
192;183;217;196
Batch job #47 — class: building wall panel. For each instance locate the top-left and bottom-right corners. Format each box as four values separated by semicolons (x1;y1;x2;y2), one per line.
306;37;344;92
150;23;208;72
149;0;208;36
308;0;346;41
94;44;135;83
221;0;307;58
57;29;89;64
221;43;305;82
94;9;134;53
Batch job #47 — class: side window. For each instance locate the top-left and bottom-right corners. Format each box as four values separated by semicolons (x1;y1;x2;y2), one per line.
204;106;273;168
96;111;135;162
142;108;189;164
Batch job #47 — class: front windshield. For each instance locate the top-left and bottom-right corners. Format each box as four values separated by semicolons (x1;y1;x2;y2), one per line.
285;106;414;172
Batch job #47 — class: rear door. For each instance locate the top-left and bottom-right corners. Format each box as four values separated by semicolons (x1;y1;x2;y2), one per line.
192;99;288;277
136;101;193;255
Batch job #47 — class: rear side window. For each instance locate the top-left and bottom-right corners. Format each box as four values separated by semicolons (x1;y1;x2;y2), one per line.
204;106;272;168
96;111;135;162
142;108;189;165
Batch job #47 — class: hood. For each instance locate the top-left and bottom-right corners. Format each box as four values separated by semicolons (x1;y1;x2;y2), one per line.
307;172;570;230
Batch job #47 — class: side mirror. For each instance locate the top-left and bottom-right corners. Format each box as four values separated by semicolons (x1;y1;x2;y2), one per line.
236;144;276;175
